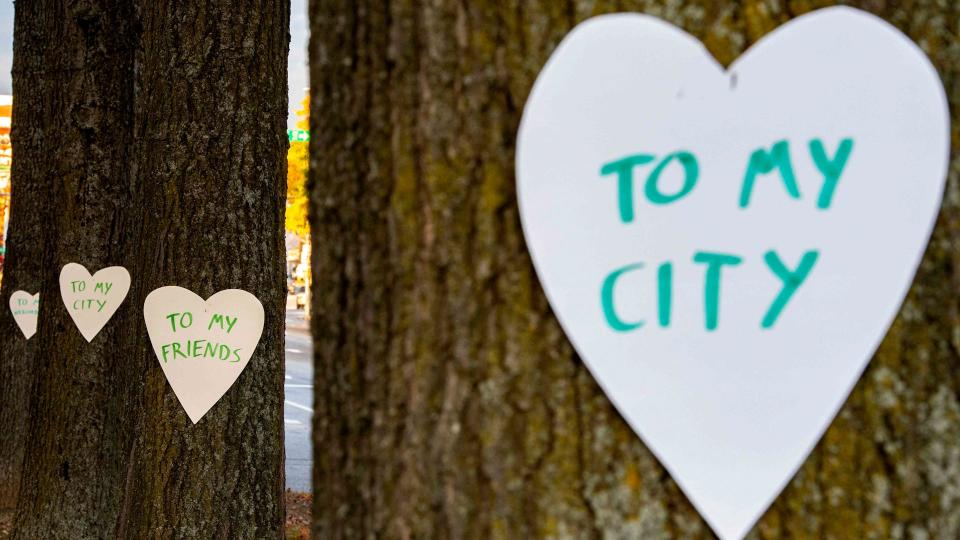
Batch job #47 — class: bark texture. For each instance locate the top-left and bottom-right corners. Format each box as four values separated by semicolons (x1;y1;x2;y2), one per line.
113;1;290;537
11;0;289;538
10;2;138;535
309;0;960;538
0;0;55;508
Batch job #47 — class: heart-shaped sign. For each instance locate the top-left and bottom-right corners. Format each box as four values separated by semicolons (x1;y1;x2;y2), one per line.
517;7;949;539
143;286;265;423
9;291;40;339
59;263;131;342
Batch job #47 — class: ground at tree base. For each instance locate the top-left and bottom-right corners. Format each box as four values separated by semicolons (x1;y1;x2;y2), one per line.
0;490;312;539
284;490;312;539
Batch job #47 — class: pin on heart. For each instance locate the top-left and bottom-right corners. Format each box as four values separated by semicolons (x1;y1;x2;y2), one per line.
517;7;948;539
143;286;265;423
9;290;40;339
59;263;131;342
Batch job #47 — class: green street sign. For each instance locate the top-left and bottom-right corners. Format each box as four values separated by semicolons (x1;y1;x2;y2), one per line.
287;129;309;142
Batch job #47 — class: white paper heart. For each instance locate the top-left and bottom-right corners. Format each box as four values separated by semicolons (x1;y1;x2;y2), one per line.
517;7;949;539
59;263;131;342
9;291;40;339
143;286;265;423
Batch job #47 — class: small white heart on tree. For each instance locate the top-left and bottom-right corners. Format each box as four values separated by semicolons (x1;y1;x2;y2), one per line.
143;286;265;424
9;291;40;339
517;7;949;540
59;263;132;342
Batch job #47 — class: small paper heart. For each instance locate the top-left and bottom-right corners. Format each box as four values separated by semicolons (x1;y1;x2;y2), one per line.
9;290;40;339
59;263;131;342
143;286;265;423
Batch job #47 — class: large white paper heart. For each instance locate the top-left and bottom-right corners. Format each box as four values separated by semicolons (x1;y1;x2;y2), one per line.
9;291;39;339
59;263;131;342
517;7;949;539
143;286;265;423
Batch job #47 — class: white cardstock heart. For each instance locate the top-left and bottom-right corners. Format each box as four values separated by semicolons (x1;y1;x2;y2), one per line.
59;263;132;342
517;7;949;539
9;291;40;339
143;286;265;423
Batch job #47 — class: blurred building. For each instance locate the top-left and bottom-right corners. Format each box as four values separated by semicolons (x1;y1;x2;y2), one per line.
0;95;11;276
285;231;312;317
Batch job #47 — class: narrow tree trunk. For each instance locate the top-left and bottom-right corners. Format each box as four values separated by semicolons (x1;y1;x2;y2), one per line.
0;1;53;508
309;1;960;537
112;0;290;536
12;0;289;537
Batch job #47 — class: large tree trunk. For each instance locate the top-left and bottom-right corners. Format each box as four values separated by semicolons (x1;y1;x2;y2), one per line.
0;1;55;508
9;1;138;535
11;0;289;537
112;0;290;536
309;1;960;538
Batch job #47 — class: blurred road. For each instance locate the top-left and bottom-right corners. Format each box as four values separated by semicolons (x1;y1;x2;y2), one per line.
285;308;313;492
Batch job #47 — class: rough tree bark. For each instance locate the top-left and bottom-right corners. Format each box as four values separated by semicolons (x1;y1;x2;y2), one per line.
9;1;138;536
11;0;289;538
309;1;960;538
112;0;290;536
0;0;55;508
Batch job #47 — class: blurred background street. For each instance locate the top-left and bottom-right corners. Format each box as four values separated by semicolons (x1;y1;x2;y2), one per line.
284;307;313;492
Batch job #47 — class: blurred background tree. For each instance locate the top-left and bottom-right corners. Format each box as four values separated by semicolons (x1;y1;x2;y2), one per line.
287;96;310;238
308;1;960;538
